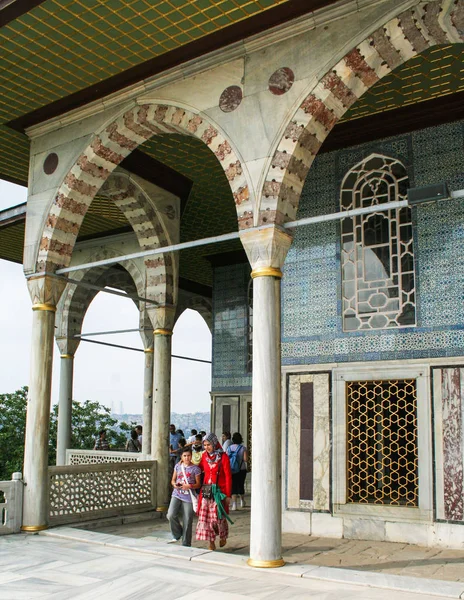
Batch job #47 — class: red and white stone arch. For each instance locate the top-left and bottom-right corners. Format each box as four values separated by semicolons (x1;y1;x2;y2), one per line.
99;171;176;306
36;103;251;274
260;0;464;226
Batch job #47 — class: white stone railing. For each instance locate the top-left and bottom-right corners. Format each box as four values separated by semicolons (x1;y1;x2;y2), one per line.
0;473;23;535
66;449;150;465
49;460;156;525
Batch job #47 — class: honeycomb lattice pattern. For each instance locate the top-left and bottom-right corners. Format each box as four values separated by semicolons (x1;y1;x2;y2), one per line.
49;460;155;524
346;379;418;506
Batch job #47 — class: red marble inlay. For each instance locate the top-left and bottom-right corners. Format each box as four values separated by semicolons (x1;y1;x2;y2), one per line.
106;122;138;151
233;186;249;205
187;115;203;133
48;238;74;256
55;192;89;215
269;67;294;95
451;1;464;39
215;140;232;161
219;85;243;112
321;71;358;109
63;173;97;198
90;137;125;166
262;180;281;198
124;110;155;139
442;368;464;521
344;48;379;87
154;105;169;123
271;150;291;170
171;108;186;126
43;152;58;175
201;126;218;145
300;95;338;130
284;121;305;142
225;160;242;181
77;155;110;180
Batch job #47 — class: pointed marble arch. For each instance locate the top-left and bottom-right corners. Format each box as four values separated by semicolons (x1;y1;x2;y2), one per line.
99;170;176;306
260;0;464;226
174;290;213;332
56;249;146;350
36;103;252;274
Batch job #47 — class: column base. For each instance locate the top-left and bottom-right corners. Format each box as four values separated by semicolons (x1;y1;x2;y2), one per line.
156;505;168;512
21;524;48;533
247;558;285;568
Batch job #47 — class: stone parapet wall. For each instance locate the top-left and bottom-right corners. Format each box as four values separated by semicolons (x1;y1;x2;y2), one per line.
49;460;156;526
0;473;23;535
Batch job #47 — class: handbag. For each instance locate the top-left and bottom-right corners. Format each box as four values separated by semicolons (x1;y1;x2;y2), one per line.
201;458;220;500
181;463;198;512
201;484;213;499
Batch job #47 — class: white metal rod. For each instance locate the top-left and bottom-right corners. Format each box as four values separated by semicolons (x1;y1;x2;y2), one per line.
79;337;212;363
55;200;410;275
51;273;159;305
74;328;153;338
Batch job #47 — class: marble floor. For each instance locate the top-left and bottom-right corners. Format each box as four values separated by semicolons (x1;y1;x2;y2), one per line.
86;500;464;583
1;532;463;600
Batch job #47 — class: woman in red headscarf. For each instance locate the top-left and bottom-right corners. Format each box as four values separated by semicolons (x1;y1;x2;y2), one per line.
196;432;232;551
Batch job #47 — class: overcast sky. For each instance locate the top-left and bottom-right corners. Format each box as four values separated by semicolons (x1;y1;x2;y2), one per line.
0;180;212;415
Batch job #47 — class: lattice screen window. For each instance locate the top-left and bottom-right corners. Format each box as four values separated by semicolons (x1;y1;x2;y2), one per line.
346;379;418;506
246;278;253;374
340;154;416;331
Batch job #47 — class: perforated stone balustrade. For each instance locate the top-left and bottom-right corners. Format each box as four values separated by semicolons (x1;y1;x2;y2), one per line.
0;473;23;535
49;460;157;526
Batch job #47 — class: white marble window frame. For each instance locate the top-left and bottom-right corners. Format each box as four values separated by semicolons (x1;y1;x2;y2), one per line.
332;364;433;523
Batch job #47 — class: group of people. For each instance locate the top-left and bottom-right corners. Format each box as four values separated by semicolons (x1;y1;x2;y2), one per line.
167;428;248;550
93;425;143;452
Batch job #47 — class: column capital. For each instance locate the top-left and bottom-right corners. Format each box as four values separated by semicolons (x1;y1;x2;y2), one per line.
55;335;80;357
239;226;292;272
27;274;66;308
147;305;176;332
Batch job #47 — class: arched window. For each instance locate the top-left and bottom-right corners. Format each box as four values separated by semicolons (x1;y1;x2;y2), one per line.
340;154;416;332
246;278;253;373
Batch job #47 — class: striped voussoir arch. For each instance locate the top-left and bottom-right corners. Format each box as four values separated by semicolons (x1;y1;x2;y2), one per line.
37;104;251;273
261;0;464;226
56;254;145;343
100;172;175;306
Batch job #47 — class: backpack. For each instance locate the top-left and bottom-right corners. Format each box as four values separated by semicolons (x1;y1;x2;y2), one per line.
227;444;243;474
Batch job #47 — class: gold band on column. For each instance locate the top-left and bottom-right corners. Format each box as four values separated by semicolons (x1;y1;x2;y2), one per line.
144;348;154;353
247;558;285;568
156;505;168;512
32;303;56;312
153;329;173;336
21;524;48;533
60;354;74;359
251;267;283;279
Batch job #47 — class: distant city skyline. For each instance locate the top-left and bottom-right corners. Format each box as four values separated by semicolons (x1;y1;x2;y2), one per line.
0;180;212;414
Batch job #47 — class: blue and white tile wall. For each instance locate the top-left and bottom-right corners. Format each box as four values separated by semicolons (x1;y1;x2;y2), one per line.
282;120;464;365
212;120;464;389
212;263;252;391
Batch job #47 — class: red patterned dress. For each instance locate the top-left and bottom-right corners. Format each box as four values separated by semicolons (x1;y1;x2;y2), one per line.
196;451;232;543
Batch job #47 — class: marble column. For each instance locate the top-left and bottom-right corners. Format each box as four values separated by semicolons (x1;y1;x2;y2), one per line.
142;346;154;455
56;354;74;466
22;275;65;532
240;226;292;568
150;306;175;511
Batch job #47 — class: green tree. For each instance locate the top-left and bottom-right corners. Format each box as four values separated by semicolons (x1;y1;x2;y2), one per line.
0;387;133;480
0;387;27;481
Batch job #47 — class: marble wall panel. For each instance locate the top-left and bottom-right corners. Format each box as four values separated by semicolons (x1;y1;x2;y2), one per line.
433;367;464;522
287;372;330;511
